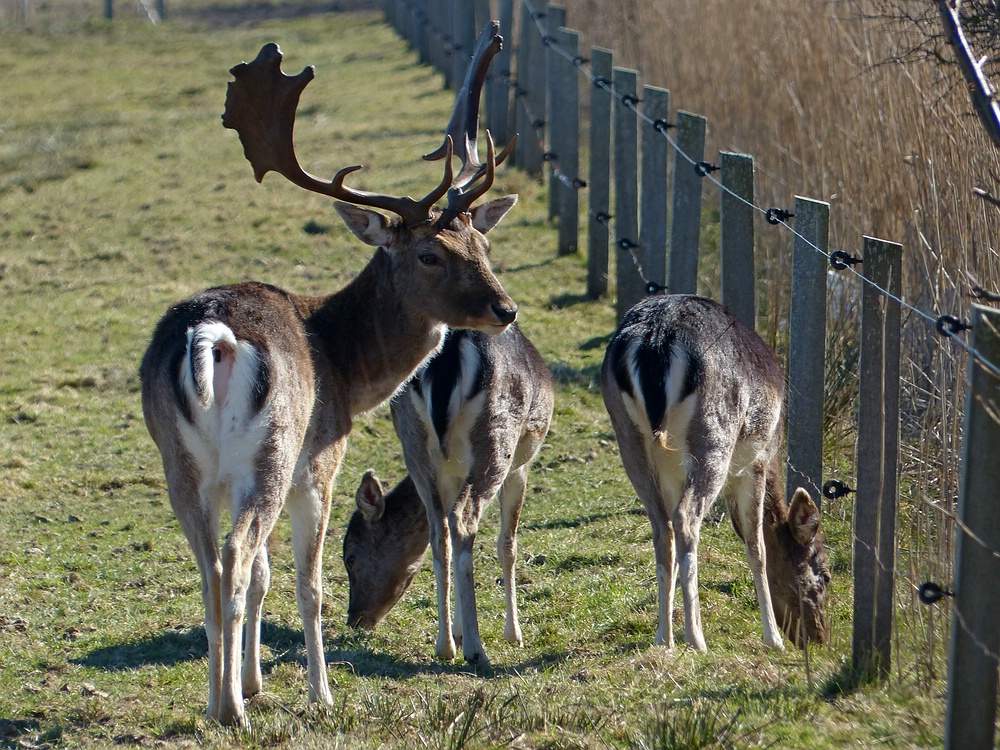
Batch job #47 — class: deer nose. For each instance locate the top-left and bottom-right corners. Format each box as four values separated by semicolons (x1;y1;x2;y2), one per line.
491;303;518;326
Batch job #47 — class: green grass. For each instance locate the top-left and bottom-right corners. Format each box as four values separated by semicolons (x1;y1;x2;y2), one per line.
0;6;947;748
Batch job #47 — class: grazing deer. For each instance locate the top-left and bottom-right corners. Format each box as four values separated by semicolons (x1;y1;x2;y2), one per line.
601;294;830;651
344;324;554;666
139;25;518;726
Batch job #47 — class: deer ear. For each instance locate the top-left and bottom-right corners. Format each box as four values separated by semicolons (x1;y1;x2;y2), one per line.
788;488;821;544
334;202;395;247
470;195;517;234
355;469;386;522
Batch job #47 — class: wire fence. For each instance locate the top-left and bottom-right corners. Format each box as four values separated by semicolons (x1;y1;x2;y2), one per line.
385;0;1000;739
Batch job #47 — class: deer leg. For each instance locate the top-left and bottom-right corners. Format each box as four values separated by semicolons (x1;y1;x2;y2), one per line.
450;501;488;666
650;509;677;648
497;464;527;647
218;493;278;727
242;543;270;698
675;451;730;652
425;499;456;661
606;407;683;648
736;464;784;650
673;509;705;652
286;475;335;704
168;469;224;721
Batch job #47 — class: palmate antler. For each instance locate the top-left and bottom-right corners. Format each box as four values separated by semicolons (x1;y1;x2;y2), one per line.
423;21;517;223
222;23;513;228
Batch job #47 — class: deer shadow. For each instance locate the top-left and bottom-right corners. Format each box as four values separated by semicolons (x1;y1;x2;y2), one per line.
74;621;571;681
327;635;571;680
72;620;306;672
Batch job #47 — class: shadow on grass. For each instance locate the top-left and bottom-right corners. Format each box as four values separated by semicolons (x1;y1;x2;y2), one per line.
73;620;306;671
328;633;570;680
523;506;644;532
75;620;573;684
0;719;41;750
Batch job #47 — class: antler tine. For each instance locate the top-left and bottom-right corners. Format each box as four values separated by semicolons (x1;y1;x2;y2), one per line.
424;21;512;198
223;43;444;227
444;130;498;219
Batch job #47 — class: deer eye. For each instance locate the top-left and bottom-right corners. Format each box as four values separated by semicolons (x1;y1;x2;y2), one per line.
418;253;440;267
345;555;356;570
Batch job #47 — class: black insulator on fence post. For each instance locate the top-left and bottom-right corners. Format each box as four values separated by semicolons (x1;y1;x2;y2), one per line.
830;250;862;270
765;207;794;225
694;161;719;176
918;582;953;605
653;118;674;134
822;480;855;500
936;315;971;337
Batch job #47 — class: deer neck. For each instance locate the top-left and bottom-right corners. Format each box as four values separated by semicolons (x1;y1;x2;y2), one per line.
305;247;446;417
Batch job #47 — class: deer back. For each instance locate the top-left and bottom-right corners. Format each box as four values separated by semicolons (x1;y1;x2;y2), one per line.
603;294;785;464
393;324;553;498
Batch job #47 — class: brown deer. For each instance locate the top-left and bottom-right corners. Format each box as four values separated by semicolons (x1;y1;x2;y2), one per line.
139;24;518;726
601;294;830;651
343;324;553;666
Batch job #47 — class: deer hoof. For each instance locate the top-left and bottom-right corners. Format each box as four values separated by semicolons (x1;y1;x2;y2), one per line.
464;650;492;669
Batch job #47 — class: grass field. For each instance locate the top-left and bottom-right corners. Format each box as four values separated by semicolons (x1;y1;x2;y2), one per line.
0;5;949;748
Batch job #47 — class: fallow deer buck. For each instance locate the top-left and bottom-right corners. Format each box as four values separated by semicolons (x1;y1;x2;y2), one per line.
602;294;830;651
343;323;553;666
140;24;518;726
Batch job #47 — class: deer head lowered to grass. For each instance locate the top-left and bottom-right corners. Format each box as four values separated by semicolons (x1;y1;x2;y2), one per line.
139;23;517;727
601;294;830;651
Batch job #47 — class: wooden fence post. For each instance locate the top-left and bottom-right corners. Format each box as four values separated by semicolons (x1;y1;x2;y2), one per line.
545;5;566;222
944;304;1000;750
639;86;670;291
488;0;515;144
514;0;546;175
719;152;755;330
551;26;581;255
587;47;613;299
666;111;706;295
851;236;902;681
785;196;829;506
474;0;490;29
451;0;475;90
613;67;641;320
413;0;429;66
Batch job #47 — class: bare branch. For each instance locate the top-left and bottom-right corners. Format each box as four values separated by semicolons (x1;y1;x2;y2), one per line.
937;0;1000;149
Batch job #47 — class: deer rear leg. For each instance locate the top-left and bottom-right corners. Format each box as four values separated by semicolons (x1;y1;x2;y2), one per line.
607;409;682;649
736;465;784;650
166;465;227;722
497;464;527;647
673;512;706;652
426;504;457;661
674;453;731;652
242;544;270;698
286;477;335;704
451;510;488;666
218;501;277;727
